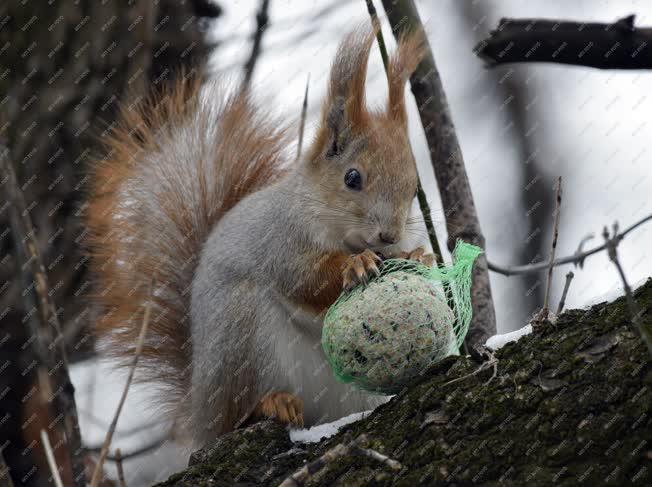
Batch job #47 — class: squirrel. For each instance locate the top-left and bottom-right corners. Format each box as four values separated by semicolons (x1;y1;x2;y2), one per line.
86;25;434;447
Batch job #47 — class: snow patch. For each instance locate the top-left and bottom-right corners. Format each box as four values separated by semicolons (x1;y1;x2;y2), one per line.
580;277;649;308
485;324;533;350
290;410;372;443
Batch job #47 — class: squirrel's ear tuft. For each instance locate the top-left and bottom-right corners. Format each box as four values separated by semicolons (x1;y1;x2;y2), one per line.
387;29;426;124
314;25;376;159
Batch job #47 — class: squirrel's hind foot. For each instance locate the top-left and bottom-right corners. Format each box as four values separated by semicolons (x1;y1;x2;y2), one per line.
252;392;304;428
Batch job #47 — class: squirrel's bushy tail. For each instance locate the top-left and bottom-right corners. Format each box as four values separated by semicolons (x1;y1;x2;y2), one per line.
86;77;290;419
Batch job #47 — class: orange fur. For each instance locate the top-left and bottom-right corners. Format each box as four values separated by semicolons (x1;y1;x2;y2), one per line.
387;30;426;123
85;76;290;423
292;252;350;314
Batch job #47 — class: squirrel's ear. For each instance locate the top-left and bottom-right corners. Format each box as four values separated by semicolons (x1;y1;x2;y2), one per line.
387;29;426;124
315;25;375;159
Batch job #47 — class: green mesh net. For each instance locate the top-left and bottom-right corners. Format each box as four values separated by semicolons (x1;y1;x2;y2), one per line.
322;240;482;394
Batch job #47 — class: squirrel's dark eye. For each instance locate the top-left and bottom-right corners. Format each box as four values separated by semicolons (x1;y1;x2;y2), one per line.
344;169;362;190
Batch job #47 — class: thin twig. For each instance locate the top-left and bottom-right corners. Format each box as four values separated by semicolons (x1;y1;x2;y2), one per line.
0;447;14;487
365;0;389;70
542;176;562;318
556;271;574;315
443;349;498;387
243;0;270;87
0;146;86;486
115;449;127;487
90;278;155;487
356;445;402;471
603;224;652;355
279;434;401;486
40;430;64;487
488;214;652;276
84;430;171;461
295;74;310;162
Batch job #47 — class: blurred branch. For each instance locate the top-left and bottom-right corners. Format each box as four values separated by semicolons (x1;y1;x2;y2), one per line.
40;430;64;487
603;224;652;355
90;278;154;487
84;430;171;462
459;0;552;324
243;0;271;86
0;146;86;486
0;448;13;487
475;15;652;70
488;214;652;276
381;0;497;349
114;449;127;487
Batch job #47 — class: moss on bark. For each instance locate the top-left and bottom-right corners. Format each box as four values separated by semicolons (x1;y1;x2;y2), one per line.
158;280;652;486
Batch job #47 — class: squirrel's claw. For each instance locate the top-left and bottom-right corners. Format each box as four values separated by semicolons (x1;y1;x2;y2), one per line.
398;246;435;266
342;249;381;290
253;392;304;428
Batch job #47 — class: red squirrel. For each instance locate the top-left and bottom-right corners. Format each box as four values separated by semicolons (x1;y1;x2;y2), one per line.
86;26;433;446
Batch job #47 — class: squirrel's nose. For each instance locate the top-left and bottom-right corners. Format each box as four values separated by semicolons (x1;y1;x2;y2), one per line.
379;232;399;245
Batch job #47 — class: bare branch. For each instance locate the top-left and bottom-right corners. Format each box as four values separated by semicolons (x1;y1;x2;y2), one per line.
0;147;86;486
603;224;652;355
542;177;562;318
556;271;575;315
279;433;401;486
84;430;171;462
365;0;389;70
90;278;154;487
443;348;498;387
488;214;652;276
0;447;14;487
115;449;127;487
243;0;271;87
475;15;652;70
40;430;64;487
381;0;497;348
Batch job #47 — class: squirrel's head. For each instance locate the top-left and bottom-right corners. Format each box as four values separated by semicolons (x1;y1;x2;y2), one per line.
302;25;425;253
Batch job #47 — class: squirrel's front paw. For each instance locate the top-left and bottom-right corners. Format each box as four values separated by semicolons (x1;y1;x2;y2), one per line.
253;392;304;428
342;249;382;290
397;246;436;266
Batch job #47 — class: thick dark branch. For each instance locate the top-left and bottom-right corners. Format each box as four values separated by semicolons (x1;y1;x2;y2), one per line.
475;15;652;69
381;0;497;349
0;147;86;486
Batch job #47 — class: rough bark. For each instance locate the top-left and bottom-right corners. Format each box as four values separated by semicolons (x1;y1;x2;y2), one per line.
475;15;652;70
157;279;652;486
380;0;497;349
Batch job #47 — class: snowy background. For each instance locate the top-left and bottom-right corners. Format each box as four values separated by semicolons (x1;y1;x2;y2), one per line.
71;1;652;484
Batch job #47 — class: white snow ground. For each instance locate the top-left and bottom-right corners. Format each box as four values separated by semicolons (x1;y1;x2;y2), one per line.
69;359;187;486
